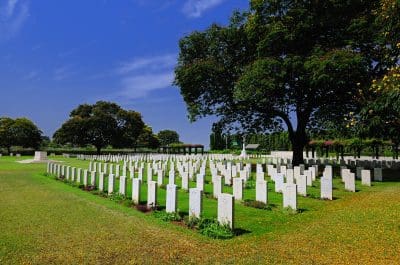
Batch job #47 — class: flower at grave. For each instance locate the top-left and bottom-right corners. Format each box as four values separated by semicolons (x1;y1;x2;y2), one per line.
324;140;334;146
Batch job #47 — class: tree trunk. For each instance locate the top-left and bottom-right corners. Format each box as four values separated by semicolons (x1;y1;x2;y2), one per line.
96;146;101;155
7;146;11;154
375;146;379;159
340;146;344;160
292;140;305;166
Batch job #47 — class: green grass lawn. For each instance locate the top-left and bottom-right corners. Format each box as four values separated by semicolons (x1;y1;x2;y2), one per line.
1;156;399;264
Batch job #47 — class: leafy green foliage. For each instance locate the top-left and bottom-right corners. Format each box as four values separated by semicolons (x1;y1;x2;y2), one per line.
198;218;234;239
175;0;393;165
53;101;145;153
157;130;180;146
153;211;182;222
0;117;42;153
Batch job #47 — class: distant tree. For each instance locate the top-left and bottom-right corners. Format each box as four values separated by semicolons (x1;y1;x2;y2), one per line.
174;0;394;165
137;125;160;149
53;101;145;154
210;125;226;150
13;118;43;149
0;117;42;153
0;117;16;153
157;130;180;146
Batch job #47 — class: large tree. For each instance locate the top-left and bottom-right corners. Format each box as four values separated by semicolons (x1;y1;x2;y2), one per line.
0;117;42;153
157;130;180;146
53;101;145;154
174;0;394;165
358;0;400;157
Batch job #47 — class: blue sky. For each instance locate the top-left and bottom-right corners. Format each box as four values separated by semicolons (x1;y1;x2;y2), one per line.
0;0;249;148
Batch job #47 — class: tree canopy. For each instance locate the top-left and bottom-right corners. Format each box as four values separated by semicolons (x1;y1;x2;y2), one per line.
174;0;396;164
157;130;180;146
0;117;42;153
53;101;145;153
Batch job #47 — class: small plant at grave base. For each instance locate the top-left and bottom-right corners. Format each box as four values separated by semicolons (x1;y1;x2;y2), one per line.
121;200;134;208
308;193;319;199
153;210;182;222
83;185;96;192
183;215;201;229
108;192;126;203
282;206;298;215
136;204;150;213
198;218;234;239
204;192;214;199
245;180;256;189
243;199;272;210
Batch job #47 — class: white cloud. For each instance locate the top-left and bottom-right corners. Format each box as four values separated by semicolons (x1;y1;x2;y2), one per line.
53;65;76;81
23;70;39;80
116;54;176;74
119;72;174;99
182;0;226;18
0;0;29;41
114;54;177;99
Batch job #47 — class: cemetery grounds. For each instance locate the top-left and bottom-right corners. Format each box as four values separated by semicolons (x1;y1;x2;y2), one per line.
0;156;399;264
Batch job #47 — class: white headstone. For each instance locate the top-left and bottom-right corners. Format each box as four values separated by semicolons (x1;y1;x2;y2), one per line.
373;168;382;182
345;172;356;192
166;184;178;213
157;170;164;186
108;174;115;194
169;170;175;185
320;177;332;200
286;169;294;184
119;176;127;195
361;170;371;186
189;188;202;218
196;174;204;191
131;178;141;204
256;180;268;204
90;171;96;186
283;183;297;210
213;175;223;198
99;173;105;191
274;173;284;193
77;168;82;183
83;170;88;186
147;181;157;208
217;193;234;229
297;174;307;196
181;172;189;191
232;178;243;201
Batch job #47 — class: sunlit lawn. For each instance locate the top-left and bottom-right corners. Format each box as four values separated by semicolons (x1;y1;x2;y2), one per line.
1;156;399;264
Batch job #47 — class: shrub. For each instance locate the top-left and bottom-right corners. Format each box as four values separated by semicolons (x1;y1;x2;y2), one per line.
244;180;256;189
183;216;201;229
282;206;298;215
198;218;234;239
153;211;182;222
243;199;272;210
108;192;126;203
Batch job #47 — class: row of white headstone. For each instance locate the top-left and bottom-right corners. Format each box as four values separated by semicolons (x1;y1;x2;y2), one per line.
47;162;239;228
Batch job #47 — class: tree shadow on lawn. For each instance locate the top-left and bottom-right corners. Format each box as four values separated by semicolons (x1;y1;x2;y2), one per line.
234;228;251;236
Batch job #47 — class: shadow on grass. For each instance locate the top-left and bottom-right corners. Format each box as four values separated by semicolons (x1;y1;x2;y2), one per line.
234;228;251;236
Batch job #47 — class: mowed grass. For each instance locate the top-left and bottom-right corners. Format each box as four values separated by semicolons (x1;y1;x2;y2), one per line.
0;156;399;264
